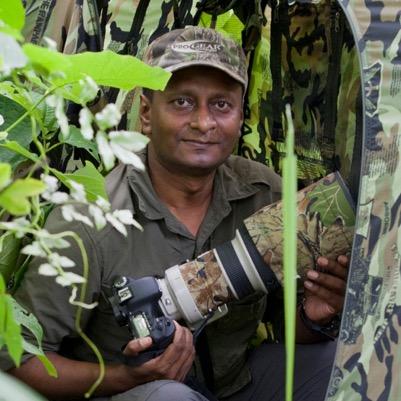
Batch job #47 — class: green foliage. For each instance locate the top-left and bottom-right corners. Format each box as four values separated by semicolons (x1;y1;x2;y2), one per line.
23;44;171;92
0;1;25;30
61;126;99;161
0;275;23;367
63;161;108;202
0;234;21;284
0;0;169;397
0;96;33;167
307;176;355;227
0;178;46;215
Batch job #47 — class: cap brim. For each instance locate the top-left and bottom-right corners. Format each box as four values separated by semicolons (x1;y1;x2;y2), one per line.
165;60;248;90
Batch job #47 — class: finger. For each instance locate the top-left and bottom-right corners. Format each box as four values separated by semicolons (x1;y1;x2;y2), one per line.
337;254;349;267
150;322;194;379
304;280;344;313
306;269;347;295
163;323;195;380
316;257;348;280
123;336;153;356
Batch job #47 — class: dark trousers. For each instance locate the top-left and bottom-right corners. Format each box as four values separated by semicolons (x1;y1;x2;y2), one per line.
93;341;336;401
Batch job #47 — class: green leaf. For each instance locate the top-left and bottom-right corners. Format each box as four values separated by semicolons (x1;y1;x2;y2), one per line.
22;43;73;75
23;44;171;91
0;96;34;168
0;370;48;401
0;25;23;41
0;178;46;215
11;298;57;377
64;161;107;202
0;0;25;31
306;175;355;227
61;126;99;161
0;234;21;283
0;163;11;190
66;50;171;90
4;297;23;366
0;141;39;163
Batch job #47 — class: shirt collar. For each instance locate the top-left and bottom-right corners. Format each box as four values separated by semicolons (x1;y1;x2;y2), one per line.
126;147;266;221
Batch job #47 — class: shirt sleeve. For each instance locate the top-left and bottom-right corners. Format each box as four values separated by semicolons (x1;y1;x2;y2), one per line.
0;206;103;371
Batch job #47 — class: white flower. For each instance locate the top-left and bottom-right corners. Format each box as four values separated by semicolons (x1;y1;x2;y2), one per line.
95;104;121;130
79;76;99;104
48;191;69;204
21;242;46;257
0;217;30;238
41;174;59;193
38;263;58;276
61;205;93;227
49;253;75;268
0;114;4;126
46;95;69;139
56;272;86;286
109;131;149;152
105;213;127;236
79;108;94;140
69;180;87;203
96;196;110;212
109;142;145;170
112;209;142;231
96;131;115;170
88;204;107;230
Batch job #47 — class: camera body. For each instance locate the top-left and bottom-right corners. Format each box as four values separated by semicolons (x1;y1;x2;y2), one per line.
109;275;176;363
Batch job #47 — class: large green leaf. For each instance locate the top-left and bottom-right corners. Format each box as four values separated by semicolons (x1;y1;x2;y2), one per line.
0;0;25;31
0;163;11;190
0;234;21;283
0;178;46;215
23;45;171;91
63;161;107;202
0;96;33;168
0;276;23;367
11;298;57;377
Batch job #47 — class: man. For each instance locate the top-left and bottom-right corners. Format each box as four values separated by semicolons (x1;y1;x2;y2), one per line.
2;27;348;401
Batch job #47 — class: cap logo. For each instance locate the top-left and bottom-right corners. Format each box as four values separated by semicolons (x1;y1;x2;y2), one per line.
171;40;223;53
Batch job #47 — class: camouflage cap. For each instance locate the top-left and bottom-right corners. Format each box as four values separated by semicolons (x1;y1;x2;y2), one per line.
143;26;248;89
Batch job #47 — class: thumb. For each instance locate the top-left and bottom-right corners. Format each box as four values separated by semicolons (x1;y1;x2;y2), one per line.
123;336;153;356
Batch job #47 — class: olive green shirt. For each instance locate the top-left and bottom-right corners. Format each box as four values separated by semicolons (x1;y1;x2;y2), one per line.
1;151;281;397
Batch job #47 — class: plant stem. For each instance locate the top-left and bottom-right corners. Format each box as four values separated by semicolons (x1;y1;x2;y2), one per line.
54;230;105;397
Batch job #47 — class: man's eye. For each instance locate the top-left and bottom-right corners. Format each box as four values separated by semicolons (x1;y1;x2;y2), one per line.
214;100;230;111
173;98;192;107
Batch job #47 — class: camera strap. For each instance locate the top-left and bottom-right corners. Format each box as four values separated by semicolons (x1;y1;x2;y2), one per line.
192;310;216;393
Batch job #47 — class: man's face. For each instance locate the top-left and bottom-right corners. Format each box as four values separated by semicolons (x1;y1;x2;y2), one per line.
140;66;244;175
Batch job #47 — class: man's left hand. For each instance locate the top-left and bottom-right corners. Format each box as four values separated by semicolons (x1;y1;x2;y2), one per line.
303;255;349;325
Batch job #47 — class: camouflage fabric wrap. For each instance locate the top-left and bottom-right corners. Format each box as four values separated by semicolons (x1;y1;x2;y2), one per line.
244;172;355;285
175;172;355;316
325;0;401;400
177;250;233;315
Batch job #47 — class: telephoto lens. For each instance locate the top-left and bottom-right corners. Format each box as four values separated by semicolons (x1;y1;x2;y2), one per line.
157;172;355;328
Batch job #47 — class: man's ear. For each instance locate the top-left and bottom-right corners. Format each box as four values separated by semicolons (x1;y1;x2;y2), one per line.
139;94;152;136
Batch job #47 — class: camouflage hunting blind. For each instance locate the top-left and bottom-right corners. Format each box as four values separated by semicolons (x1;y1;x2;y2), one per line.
22;0;401;399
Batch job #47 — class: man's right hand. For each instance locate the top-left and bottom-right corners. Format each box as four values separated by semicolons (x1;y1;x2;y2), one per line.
121;321;195;385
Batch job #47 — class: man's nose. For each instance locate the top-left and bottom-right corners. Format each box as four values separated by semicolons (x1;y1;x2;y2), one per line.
190;105;217;133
